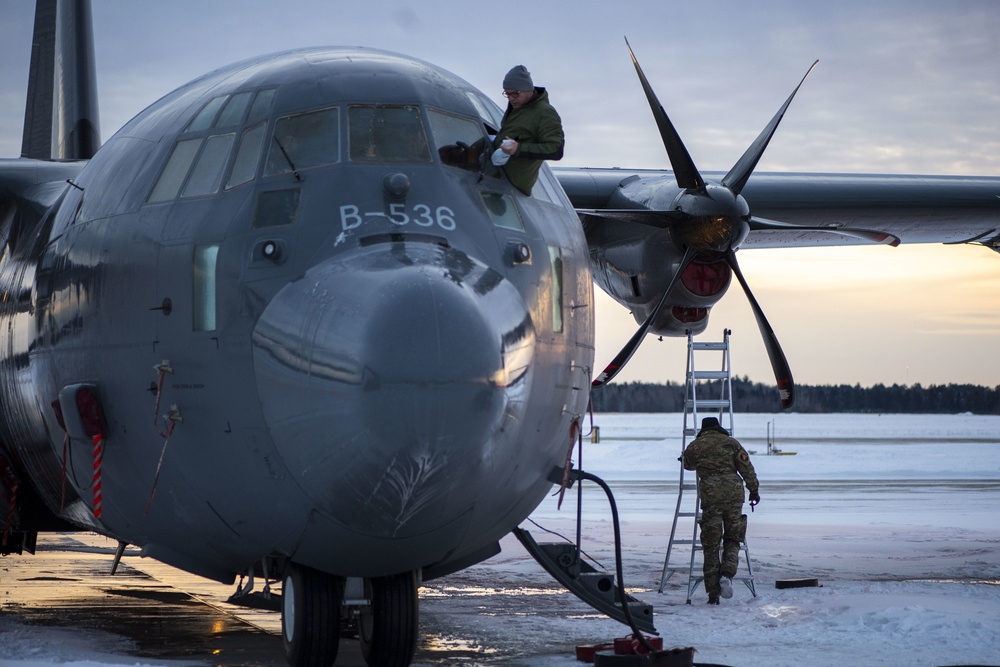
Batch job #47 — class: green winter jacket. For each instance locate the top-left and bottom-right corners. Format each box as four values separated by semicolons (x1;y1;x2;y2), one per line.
494;87;564;195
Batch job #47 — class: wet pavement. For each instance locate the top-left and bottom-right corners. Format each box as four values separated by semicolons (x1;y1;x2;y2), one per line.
0;534;366;666
0;533;604;666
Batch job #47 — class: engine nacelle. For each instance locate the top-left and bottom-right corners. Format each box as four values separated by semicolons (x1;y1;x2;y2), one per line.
589;230;733;337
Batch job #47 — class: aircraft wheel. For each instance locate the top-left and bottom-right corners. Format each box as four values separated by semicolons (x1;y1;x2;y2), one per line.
359;570;419;667
282;562;341;667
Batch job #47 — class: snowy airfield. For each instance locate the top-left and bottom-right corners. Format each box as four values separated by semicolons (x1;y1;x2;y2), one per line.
2;412;999;666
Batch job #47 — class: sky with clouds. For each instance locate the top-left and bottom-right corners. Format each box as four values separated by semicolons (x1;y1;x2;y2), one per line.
1;0;998;391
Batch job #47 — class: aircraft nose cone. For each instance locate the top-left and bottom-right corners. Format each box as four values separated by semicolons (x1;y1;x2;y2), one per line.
358;262;506;446
252;243;533;542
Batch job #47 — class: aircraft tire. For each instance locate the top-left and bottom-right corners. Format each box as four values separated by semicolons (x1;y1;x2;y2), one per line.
359;570;419;667
282;562;342;667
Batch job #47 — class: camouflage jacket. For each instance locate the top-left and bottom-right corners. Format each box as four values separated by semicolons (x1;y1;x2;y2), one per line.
682;430;759;506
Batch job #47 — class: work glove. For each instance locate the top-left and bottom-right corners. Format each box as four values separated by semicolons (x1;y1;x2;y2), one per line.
749;492;760;507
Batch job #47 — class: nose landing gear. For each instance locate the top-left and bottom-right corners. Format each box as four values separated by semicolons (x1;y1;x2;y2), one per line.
359;570;419;667
282;563;342;666
281;563;419;667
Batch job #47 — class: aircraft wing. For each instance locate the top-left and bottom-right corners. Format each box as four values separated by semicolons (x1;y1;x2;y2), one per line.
554;44;999;404
554;167;1000;251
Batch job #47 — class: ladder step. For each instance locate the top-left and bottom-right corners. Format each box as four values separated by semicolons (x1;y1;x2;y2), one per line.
663;334;756;600
690;370;729;380
514;530;657;633
684;399;731;409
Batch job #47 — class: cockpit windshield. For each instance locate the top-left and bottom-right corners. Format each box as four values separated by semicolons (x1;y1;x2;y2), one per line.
147;93;508;207
349;106;431;163
265;107;340;177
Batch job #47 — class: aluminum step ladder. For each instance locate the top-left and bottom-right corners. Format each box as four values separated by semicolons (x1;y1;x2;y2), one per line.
657;329;756;602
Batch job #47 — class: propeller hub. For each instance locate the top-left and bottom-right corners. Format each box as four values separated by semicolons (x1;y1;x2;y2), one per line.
672;184;750;251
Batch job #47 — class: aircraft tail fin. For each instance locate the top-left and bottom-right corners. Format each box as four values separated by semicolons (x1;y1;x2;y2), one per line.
21;0;100;161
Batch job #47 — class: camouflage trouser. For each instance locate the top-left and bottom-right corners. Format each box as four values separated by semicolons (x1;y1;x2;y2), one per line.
699;502;746;596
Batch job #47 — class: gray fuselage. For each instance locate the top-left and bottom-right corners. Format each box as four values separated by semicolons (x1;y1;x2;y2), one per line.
0;47;594;583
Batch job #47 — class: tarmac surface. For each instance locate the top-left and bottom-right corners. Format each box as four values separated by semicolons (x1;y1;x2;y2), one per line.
6;415;998;667
0;534;369;666
0;532;607;666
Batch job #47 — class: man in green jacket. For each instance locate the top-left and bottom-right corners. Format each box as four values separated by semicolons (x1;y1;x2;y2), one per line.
495;65;565;195
682;417;760;605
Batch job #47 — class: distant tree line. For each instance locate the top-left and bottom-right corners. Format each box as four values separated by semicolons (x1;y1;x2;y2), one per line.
589;377;1000;414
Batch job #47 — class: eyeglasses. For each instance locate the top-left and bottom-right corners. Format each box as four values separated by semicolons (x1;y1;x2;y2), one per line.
502;90;526;98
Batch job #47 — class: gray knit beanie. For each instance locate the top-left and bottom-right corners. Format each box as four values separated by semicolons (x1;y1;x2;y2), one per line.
503;65;534;92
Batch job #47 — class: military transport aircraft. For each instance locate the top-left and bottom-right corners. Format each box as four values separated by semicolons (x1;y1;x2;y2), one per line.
1;1;998;666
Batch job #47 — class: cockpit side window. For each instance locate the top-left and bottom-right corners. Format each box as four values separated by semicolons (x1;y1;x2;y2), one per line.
182;133;235;197
348;106;431;163
216;91;253;128
147;88;280;203
227;122;267;189
148;138;201;202
187;96;228;132
465;90;503;131
428;109;488;172
247;89;276;124
264;107;340;177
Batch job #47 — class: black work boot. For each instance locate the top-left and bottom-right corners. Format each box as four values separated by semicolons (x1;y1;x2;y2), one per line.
708;595;720;605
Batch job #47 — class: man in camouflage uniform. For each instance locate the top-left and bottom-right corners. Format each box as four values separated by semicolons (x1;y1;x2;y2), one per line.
682;417;760;604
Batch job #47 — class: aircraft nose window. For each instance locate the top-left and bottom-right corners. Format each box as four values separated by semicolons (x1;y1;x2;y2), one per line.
428;109;489;172
348;106;431;163
264;107;340;177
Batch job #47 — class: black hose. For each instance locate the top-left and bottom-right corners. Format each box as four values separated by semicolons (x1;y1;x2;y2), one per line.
575;469;657;654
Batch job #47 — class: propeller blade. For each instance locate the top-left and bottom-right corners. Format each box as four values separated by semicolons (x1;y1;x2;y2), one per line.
724;249;795;409
750;216;901;246
593;246;698;388
578;208;691;229
722;60;819;195
625;38;704;191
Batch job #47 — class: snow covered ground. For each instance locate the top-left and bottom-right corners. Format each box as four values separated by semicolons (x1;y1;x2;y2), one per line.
483;412;1000;667
2;413;999;666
